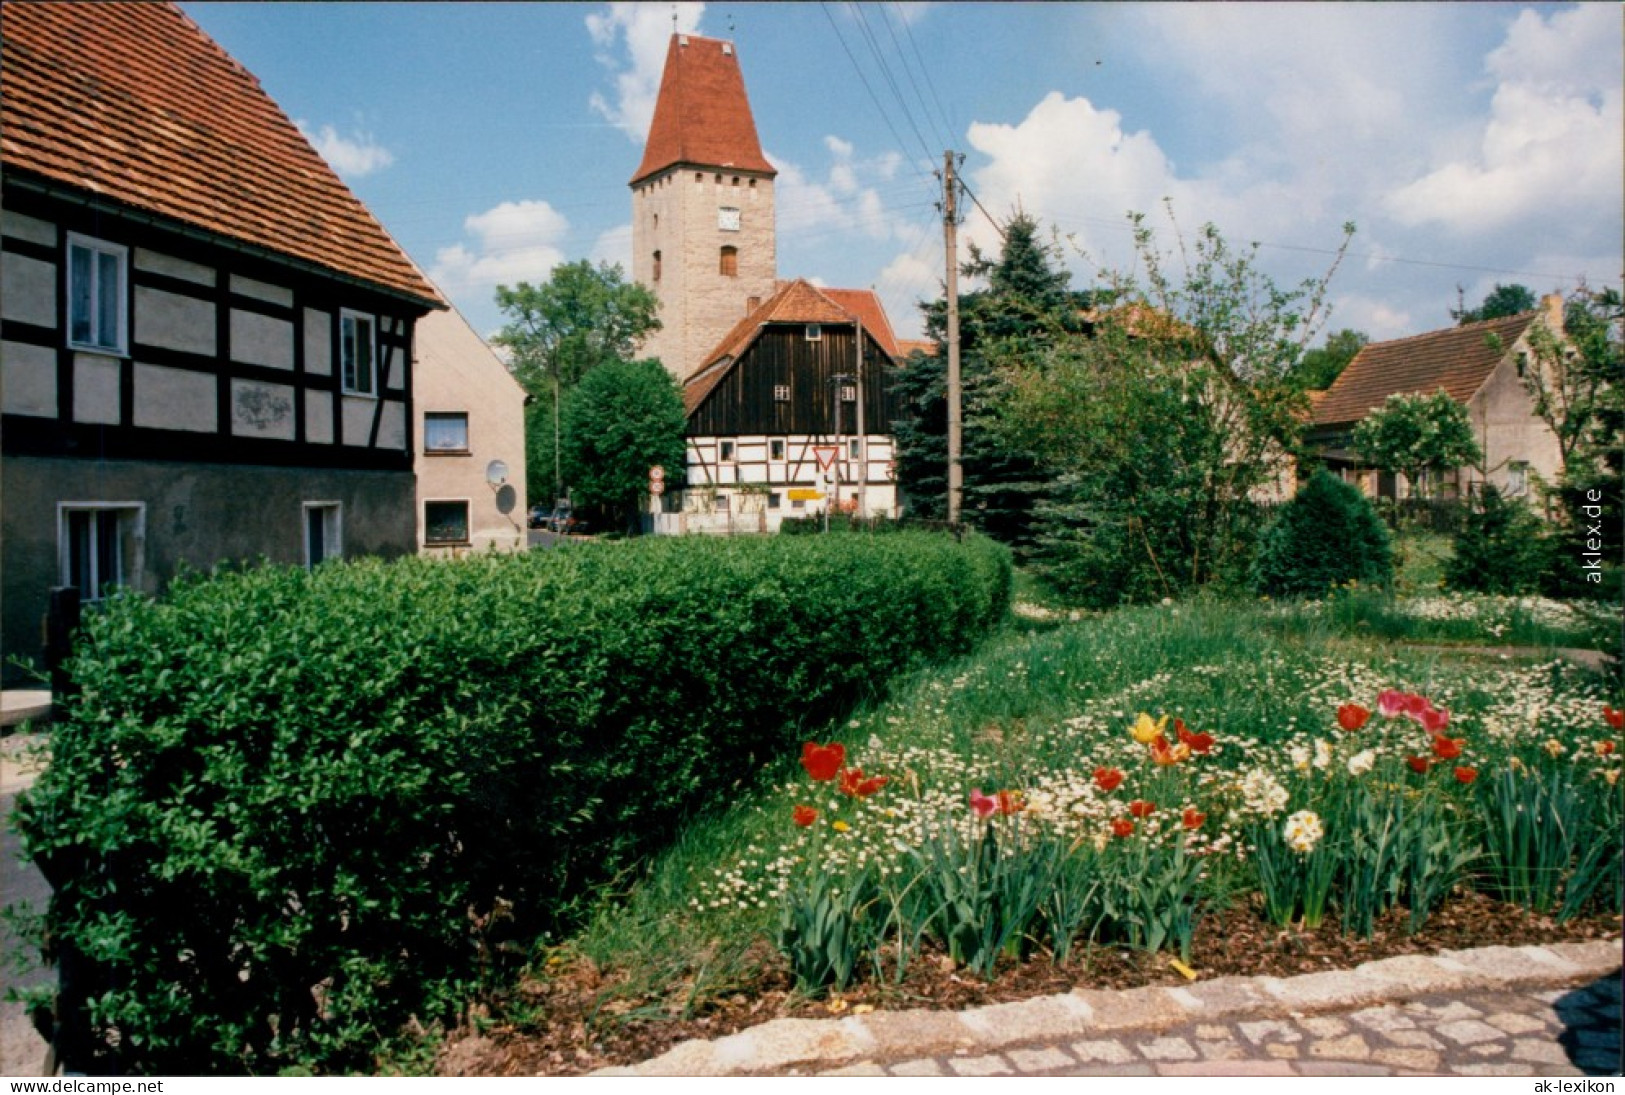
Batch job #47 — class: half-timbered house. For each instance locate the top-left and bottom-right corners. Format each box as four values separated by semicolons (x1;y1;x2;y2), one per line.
667;279;899;532
0;2;444;672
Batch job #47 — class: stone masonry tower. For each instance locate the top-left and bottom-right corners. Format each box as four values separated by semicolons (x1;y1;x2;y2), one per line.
631;34;777;381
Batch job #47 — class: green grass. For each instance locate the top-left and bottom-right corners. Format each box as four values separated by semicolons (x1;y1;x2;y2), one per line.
1395;530;1453;594
514;590;1621;1025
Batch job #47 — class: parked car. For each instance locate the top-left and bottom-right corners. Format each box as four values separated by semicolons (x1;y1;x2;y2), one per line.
549;504;578;535
528;504;549;530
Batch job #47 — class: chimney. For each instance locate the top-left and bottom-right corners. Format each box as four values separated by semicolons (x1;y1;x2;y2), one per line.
1541;293;1565;333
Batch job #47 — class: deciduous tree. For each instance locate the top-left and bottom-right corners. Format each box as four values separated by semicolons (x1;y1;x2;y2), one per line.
1349;390;1482;501
558;358;686;535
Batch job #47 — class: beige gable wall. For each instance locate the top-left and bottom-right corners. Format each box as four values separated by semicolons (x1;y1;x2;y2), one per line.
412;305;529;554
1465;332;1563;499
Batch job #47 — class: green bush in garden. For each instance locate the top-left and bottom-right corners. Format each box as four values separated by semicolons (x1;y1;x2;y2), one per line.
14;531;1010;1074
1445;485;1550;595
1251;469;1394;597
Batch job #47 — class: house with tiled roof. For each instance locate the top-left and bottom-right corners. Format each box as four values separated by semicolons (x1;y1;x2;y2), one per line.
0;1;444;671
1308;297;1567;500
659;279;901;532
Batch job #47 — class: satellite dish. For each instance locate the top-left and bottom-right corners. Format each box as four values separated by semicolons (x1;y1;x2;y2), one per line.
485;460;509;487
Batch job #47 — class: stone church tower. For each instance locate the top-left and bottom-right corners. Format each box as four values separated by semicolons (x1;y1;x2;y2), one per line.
631;34;778;381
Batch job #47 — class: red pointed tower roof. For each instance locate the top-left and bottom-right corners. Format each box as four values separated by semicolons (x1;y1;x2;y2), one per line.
630;34;776;186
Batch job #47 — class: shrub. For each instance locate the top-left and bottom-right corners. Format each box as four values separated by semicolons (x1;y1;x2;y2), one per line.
1445;486;1549;594
1251;470;1393;597
16;531;1010;1074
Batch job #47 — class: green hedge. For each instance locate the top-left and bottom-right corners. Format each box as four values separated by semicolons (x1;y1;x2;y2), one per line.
17;532;1010;1074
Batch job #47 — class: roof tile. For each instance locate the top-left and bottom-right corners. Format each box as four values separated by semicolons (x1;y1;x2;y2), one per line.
1;2;441;306
631;34;775;185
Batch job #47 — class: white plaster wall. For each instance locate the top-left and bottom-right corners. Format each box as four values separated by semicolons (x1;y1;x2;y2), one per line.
305;396;334;444
341;395;376;446
303;308;332;375
133;363;216;432
229;274;293;308
1;252;56;326
1466;345;1564;496
134;248;214;286
0;208;56;247
413;305;529;553
135;286;215;356
1;341;57;417
230;378;296;440
72;355;121;425
230;309;294;370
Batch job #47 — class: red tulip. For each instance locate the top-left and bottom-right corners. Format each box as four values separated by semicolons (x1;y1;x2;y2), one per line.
801;742;845;782
1377;689;1408;718
1111;818;1135;838
1406;755;1432;774
1182;807;1206;830
1337;704;1371;731
793;804;819;827
1403;693;1432;718
995;790;1024;815
1093;766;1125;792
970;789;997;818
1605;706;1624;731
1431;736;1464;761
1129;799;1156;819
1177;724;1215;753
1420;707;1450;735
839;767;887;798
1150;736;1192;766
1453;767;1478;785
1598;741;1618;756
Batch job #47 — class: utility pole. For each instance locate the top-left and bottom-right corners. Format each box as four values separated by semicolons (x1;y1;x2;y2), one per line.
942;151;963;525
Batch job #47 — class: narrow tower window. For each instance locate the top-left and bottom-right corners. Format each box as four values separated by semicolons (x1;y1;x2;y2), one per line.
720;246;738;277
653;251;662;282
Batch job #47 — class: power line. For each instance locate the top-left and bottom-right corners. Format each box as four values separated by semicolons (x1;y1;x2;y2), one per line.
888;2;957;149
847;1;936;165
819;1;935;199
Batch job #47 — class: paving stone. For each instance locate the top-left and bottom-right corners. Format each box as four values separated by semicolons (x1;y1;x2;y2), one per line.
1175;976;1276;1018
1263;1043;1300;1060
1533;989;1569;1004
1466;1042;1509;1057
707;1016;875;1074
1372;1047;1441;1072
1136;1036;1198;1062
1194;1024;1231;1040
1347;1005;1417;1033
1069;1039;1136;1065
1238;1019;1302;1046
1386;1030;1446;1050
1308;1034;1370;1060
1296;1061;1392;1076
1405;999;1483;1022
958;994;1096;1047
1541;940;1625;976
819;1062;887;1076
1485;1010;1552;1035
1155;1061;1297;1076
1006;1046;1076;1073
1439;945;1585;985
1070;985;1185;1032
1511;1038;1574;1065
856;1009;978;1058
1065;1064;1157;1076
1357;953;1485;994
947;1053;1013;1076
1434;1018;1508;1046
1261;971;1388;1011
888;1058;946;1077
1454;1062;1537;1076
1301;1017;1349;1037
1197;1039;1247;1061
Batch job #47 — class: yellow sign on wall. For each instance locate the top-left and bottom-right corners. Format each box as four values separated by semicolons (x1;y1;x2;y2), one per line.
787;489;824;501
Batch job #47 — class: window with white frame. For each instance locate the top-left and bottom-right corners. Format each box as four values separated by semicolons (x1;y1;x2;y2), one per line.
304;502;343;568
340;311;377;396
59;504;143;600
424;500;471;545
67;235;128;354
773;384;790;402
1507;461;1529;496
770;439;786;460
423;412;470;453
848;438;861;459
805;324;822;342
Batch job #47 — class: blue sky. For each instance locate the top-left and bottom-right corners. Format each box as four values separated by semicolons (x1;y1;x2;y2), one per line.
184;2;1621;346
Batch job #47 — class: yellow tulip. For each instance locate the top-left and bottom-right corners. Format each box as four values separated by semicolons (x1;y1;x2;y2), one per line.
1131;713;1169;745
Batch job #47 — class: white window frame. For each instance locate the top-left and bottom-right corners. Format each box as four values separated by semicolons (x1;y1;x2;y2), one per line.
423;412;470;454
66;234;129;355
303;502;343;569
773;384;790;402
848;438;862;459
805;324;822;342
57;502;145;601
424;499;472;546
1507;462;1529;497
340;310;377;397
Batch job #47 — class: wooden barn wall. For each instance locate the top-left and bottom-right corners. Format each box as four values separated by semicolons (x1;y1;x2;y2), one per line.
688;326;895;437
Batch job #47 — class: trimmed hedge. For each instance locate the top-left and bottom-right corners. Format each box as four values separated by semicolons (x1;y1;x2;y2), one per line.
17;532;1010;1074
1251;470;1394;597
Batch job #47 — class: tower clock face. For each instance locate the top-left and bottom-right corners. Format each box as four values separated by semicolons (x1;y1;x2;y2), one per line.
718;207;741;231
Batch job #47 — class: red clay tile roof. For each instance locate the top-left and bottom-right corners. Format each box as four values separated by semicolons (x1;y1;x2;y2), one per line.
1;1;441;307
897;338;937;358
682;279;898;416
1312;310;1542;426
631;34;776;186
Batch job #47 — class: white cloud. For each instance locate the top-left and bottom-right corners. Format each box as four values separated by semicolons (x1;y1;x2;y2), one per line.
586;2;705;142
1386;5;1621;235
296;121;394;179
590;222;634;272
772;139;915;245
429;200;571;299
